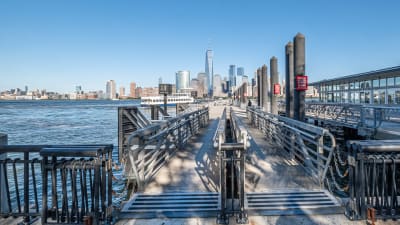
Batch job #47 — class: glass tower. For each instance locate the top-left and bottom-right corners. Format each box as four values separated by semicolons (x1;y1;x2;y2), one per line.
205;49;213;97
229;65;236;93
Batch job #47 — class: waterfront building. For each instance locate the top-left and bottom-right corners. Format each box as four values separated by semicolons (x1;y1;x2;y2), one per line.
190;78;200;91
106;80;116;99
213;74;223;97
135;87;142;98
130;82;137;98
141;87;159;97
205;49;213;96
311;66;400;104
229;65;236;92
197;72;207;97
176;70;190;93
75;86;83;94
119;86;126;98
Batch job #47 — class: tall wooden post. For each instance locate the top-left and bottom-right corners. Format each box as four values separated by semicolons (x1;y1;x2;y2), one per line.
270;56;279;114
294;33;306;121
285;42;294;118
261;64;269;112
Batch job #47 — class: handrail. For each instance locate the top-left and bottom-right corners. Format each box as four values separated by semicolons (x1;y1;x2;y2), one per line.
213;108;226;151
123;107;209;193
0;144;113;224
247;106;336;187
345;140;400;221
304;103;400;137
213;107;249;224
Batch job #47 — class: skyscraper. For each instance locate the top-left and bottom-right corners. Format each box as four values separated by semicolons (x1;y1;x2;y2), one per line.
213;74;223;97
237;67;244;76
176;70;190;93
197;72;207;97
229;65;236;92
119;86;125;97
106;80;116;99
130;82;136;98
205;49;213;96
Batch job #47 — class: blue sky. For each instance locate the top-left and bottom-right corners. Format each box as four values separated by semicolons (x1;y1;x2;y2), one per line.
1;0;400;93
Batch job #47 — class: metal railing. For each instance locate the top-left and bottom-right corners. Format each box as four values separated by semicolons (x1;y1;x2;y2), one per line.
214;107;250;224
118;106;151;161
41;145;113;225
0;146;42;224
122;107;209;193
0;145;113;225
345;140;400;221
247;106;336;187
305;103;362;128
304;103;400;138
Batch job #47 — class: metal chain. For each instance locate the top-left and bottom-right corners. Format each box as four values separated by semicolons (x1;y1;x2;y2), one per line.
328;166;349;192
335;146;348;166
333;153;348;178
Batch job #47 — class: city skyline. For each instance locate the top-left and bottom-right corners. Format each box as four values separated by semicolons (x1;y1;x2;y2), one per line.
1;1;400;93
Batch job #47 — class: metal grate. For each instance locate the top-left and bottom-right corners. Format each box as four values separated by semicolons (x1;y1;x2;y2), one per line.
246;189;343;216
120;192;220;219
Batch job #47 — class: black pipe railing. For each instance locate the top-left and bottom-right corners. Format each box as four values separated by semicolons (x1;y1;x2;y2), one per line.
0;146;42;224
0;145;113;225
213;107;250;224
345;140;400;222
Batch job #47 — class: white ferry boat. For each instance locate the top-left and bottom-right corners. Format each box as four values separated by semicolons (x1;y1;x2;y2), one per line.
141;93;194;105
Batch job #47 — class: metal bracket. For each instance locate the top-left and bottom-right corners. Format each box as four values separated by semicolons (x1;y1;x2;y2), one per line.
348;156;356;166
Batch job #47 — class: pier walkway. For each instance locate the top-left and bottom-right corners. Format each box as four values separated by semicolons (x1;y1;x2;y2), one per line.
2;105;398;225
117;105;374;225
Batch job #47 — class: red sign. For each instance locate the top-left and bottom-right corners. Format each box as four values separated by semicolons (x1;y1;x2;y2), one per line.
273;84;280;95
295;75;308;91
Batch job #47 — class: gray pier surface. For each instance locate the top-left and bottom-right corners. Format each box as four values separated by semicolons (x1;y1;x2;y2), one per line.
117;105;395;225
2;106;396;225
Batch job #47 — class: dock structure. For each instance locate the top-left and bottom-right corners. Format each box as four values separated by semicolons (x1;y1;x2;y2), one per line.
116;104;362;225
1;103;400;225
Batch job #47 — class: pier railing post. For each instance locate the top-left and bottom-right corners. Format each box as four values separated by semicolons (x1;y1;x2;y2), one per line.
0;133;7;214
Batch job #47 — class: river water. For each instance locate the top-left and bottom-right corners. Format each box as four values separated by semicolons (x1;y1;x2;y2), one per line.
0;100;141;145
0;100;143;207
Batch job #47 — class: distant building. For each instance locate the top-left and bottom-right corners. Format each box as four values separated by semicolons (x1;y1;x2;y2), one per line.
213;74;223;97
135;87;142;98
130;82;137;98
141;87;159;97
75;86;83;94
119;86;126;98
237;67;244;76
197;72;207;97
310;66;400;104
205;50;213;96
190;78;199;91
106;80;116;99
229;65;236;92
176;70;190;93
